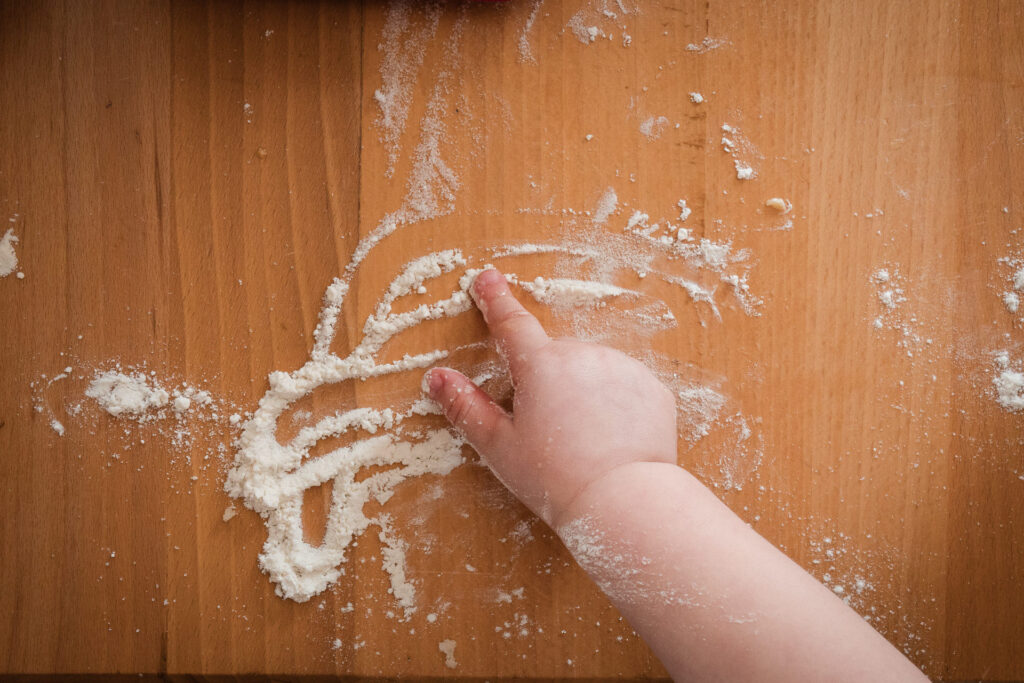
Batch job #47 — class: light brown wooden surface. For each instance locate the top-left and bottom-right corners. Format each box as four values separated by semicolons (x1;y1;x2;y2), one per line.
1;0;1023;679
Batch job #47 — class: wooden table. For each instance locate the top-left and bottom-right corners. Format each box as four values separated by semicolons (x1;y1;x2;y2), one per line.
1;0;1022;679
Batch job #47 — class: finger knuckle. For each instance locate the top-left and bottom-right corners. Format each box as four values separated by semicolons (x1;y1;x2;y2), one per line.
447;389;479;427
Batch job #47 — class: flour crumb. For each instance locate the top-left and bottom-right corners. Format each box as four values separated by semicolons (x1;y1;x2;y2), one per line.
438;639;458;669
50;419;65;436
734;160;755;180
765;197;791;214
0;229;19;277
222;505;237;522
677;199;692;222
689;92;704;104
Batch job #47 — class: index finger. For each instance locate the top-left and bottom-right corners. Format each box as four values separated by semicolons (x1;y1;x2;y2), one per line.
471;268;550;368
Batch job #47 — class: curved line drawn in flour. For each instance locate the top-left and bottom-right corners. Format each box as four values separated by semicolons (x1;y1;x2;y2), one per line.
225;218;765;614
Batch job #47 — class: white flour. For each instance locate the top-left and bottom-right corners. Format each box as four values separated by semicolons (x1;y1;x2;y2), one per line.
79;12;772;636
993;351;1024;412
685;36;730;53
639;115;670;140
520;276;630;307
997;257;1024;315
438;639;458;668
0;229;19;277
517;0;544;63
374;2;443;176
734;160;755;180
86;371;171;417
592;187;618;226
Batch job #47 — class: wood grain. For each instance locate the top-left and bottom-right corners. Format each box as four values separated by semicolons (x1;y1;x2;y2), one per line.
1;0;1022;679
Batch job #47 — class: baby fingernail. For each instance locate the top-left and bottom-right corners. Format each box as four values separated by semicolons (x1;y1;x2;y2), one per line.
425;369;444;397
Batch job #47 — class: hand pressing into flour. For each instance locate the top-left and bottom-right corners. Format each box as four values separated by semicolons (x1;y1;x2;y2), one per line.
425;267;678;527
425;268;928;683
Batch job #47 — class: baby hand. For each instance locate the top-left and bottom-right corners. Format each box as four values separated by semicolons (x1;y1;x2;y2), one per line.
424;268;678;526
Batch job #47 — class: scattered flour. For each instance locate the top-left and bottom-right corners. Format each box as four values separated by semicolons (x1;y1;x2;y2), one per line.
676;384;728;442
517;0;544;63
689;92;704;104
567;12;602;44
592;187;618;226
998;259;1024;315
50;419;65;436
0;229;19;277
685;36;730;53
993;351;1024;412
85;371;170;417
639;115;671;140
438;639;458;668
374;2;443;176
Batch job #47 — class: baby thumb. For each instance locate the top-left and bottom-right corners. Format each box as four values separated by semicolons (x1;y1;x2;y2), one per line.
424;367;513;457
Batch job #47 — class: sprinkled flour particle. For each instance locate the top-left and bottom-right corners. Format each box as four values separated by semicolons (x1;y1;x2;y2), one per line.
689;92;704;104
0;229;19;277
765;197;791;213
567;11;600;44
332;638;342;650
86;371;170;417
426;612;437;623
585;133;594;141
677;199;692;222
734;160;755;180
685;36;729;53
222;505;237;522
1000;265;1024;313
173;396;192;413
50;419;65;436
592;187;618;226
639;115;670;140
438;639;458;668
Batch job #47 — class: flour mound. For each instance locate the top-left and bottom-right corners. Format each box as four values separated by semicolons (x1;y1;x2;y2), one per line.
85;371;170;417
